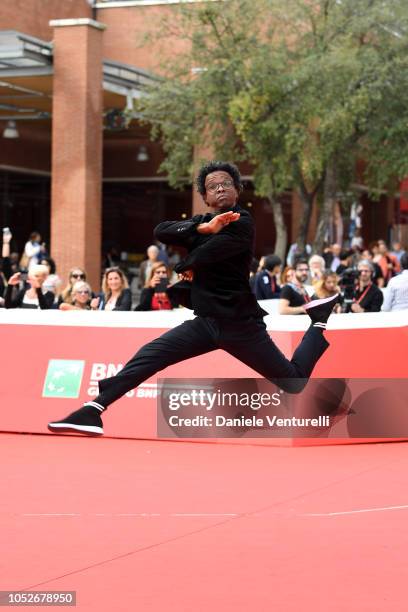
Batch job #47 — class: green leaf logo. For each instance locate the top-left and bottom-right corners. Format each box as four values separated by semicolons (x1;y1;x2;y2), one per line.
42;360;85;398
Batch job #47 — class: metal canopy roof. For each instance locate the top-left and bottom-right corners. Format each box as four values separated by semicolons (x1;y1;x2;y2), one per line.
0;31;52;77
0;30;158;120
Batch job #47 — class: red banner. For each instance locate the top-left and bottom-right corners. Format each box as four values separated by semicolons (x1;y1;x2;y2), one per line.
0;310;407;446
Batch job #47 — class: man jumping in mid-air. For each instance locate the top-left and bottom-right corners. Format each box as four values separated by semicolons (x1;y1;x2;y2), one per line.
48;161;338;436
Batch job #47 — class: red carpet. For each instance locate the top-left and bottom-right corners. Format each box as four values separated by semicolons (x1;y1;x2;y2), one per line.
1;432;407;611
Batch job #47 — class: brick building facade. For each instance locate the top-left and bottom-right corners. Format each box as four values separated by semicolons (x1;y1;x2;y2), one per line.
0;0;405;287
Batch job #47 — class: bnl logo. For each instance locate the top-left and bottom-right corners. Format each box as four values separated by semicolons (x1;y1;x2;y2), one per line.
42;360;85;399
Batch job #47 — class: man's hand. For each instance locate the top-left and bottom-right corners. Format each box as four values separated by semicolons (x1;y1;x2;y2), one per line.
149;276;162;289
7;272;21;286
29;276;42;290
178;270;193;282
197;211;240;235
351;303;364;313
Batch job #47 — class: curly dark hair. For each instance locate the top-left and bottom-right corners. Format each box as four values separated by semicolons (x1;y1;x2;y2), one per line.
196;161;243;195
39;256;57;275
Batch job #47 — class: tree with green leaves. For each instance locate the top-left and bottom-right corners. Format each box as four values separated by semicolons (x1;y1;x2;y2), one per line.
138;0;408;258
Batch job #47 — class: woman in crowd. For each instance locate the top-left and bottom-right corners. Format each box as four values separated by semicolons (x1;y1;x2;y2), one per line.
135;262;178;311
372;239;400;285
308;254;326;284
40;256;62;302
91;267;131;311
58;267;88;307
280;266;295;286
5;264;54;309
59;281;92;311
311;270;342;313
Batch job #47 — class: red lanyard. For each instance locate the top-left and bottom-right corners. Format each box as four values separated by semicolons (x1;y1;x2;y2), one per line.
296;284;311;302
355;283;372;304
289;282;311;302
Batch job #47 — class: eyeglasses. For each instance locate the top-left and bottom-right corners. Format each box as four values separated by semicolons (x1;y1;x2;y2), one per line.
206;179;235;194
71;273;85;279
76;290;90;295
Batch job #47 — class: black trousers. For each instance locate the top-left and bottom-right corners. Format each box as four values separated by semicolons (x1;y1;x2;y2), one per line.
96;317;329;408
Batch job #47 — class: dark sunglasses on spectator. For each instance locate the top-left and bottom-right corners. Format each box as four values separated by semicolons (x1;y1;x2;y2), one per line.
71;273;85;279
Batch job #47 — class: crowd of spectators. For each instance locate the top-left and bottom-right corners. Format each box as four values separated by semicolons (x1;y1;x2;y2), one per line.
1;226;407;314
0;230;182;312
251;238;408;314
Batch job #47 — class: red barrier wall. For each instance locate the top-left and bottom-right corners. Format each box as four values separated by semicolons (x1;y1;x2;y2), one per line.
0;309;407;446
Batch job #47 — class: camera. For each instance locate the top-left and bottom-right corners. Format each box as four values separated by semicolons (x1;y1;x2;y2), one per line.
339;267;359;312
154;278;168;293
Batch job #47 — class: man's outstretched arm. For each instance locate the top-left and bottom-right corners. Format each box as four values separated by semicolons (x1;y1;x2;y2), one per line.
154;218;202;246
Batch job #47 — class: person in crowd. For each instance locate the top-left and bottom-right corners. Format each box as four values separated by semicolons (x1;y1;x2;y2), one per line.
382;252;408;311
103;244;121;269
311;271;342;314
249;257;260;292
350;228;363;250
0;266;5;306
253;254;281;300
135;262;178;311
58;268;88;307
59;281;93;311
22;231;47;270
155;240;169;265
322;243;342;273
0;227;12;305
5;264;54;309
286;242;312;267
279;259;311;314
167;245;181;268
390;241;406;263
40;256;62;301
139;245;160;288
280;266;295;285
7;251;20;277
308;254;326;284
360;249;384;288
335;249;353;276
350;259;383;313
91;267;132;311
373;239;400;285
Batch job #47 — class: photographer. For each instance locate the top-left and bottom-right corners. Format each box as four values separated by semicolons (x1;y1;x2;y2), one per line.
347;260;383;313
135;262;178;311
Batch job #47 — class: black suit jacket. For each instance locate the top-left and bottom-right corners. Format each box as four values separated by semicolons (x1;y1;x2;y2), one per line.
97;288;132;311
154;205;265;319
